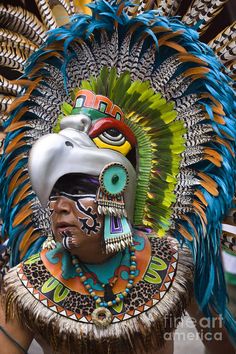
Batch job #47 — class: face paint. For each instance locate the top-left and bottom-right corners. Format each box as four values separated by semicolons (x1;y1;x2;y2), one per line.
49;190;103;247
50;191;101;234
70;194;101;236
61;230;74;250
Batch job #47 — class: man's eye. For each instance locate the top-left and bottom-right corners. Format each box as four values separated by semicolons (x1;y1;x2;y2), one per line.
48;200;56;213
50;190;60;198
71;187;84;194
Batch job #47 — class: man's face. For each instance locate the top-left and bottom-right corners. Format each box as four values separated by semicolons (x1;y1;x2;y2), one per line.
49;174;104;251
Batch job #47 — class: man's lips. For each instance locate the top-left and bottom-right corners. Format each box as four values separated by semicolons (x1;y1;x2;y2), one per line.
56;222;75;233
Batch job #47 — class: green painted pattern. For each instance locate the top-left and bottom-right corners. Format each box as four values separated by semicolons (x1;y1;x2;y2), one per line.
144;256;167;284
41;277;69;303
54;283;70;303
111;301;124;313
41;277;59;293
24;253;40;265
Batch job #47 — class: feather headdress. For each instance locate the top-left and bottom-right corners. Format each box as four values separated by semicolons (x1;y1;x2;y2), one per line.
0;0;236;341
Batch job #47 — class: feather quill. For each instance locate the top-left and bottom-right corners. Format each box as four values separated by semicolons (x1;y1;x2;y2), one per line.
217;38;236;64
155;0;182;17
182;0;228;34
0;95;14;113
0;28;38;55
0;75;22;96
208;21;236;52
0;4;47;46
34;0;58;30
0;44;27;72
56;0;73;15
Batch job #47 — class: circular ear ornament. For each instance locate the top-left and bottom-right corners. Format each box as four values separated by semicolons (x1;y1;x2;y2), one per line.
99;163;129;196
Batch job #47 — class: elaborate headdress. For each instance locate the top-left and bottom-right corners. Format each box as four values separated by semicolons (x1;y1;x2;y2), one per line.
0;0;236;340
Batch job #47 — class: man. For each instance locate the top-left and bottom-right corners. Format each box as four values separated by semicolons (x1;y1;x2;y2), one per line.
0;100;235;354
0;1;236;352
0;111;193;353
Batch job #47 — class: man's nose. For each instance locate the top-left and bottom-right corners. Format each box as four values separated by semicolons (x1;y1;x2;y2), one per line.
53;196;73;214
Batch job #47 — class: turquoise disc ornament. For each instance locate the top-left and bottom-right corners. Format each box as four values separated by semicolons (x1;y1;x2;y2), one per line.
100;163;128;195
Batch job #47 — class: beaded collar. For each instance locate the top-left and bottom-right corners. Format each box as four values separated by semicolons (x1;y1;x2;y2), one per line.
71;244;137;326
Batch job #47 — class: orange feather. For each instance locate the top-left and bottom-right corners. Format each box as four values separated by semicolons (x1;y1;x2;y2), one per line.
179;53;208;65
192;200;207;224
28;63;45;77
7;78;40;113
200;180;219;197
13;183;31;205
11;107;28;123
5;131;25;154
6;153;25;176
162;41;187;53
152;26;172;34
200;93;223;108
16;174;29;188
204;148;222;161
13;205;33;227
42;42;64;52
215;136;234;157
20;233;42;259
8;169;23;195
7;97;30;113
213;114;225;125
212;104;225;116
204;155;221;167
10;79;34;88
5;121;29;133
19;226;35;252
197;172;218;188
19;226;39;251
117;2;125;16
194;190;208;206
177;224;193;241
181;214;198;239
6;140;26;155
158;30;184;46
37;51;63;63
24;78;42;96
183;67;210;77
219;128;235;140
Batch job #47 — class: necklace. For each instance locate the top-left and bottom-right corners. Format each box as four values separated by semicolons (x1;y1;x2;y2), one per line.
80;252;124;302
71;244;137;327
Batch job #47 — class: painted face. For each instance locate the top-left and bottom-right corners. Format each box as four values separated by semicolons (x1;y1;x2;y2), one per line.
49;174;104;250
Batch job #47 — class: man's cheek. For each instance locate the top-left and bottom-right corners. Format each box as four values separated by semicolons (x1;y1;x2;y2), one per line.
75;199;101;236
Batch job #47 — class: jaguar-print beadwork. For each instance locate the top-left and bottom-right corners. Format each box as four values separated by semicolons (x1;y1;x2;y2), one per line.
23;260;51;288
62;291;95;315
